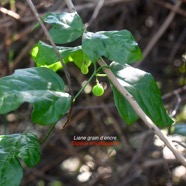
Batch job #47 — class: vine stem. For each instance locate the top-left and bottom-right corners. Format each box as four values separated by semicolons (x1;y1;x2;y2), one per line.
26;0;73;96
73;63;97;101
39;122;56;144
73;64;109;101
98;58;186;167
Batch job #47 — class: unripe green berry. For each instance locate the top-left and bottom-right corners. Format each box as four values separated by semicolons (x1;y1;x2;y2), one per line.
81;66;89;75
92;83;104;96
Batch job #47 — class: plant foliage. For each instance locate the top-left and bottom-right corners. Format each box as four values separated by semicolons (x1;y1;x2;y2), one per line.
44;12;84;44
0;11;173;186
0;133;40;186
0;67;71;125
82;30;142;63
110;62;174;127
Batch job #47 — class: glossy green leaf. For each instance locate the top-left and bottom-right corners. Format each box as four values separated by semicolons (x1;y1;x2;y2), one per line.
0;67;71;125
82;30;142;63
44;12;84;44
0;133;40;186
111;85;138;125
32;41;91;72
110;62;174;127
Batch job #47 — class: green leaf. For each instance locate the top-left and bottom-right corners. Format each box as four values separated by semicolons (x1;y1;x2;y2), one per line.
0;133;40;186
0;67;71;125
111;85;138;125
82;30;142;63
32;41;91;72
110;62;174;127
44;12;84;44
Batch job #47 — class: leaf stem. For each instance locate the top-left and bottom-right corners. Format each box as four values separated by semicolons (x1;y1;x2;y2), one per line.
95;74;107;77
96;65;109;73
39;122;56;144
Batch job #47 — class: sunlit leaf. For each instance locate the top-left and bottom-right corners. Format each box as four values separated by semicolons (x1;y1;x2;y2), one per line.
32;41;91;72
44;12;84;44
82;30;142;63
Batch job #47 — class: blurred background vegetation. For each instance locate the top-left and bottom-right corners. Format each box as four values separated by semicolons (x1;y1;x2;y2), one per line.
0;0;186;185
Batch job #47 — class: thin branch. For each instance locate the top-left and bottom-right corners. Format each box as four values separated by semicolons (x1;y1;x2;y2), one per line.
135;0;182;67
0;7;20;19
26;0;73;95
173;140;186;149
86;0;105;27
163;85;186;99
170;91;181;117
39;122;56;144
65;0;76;12
98;58;186;167
153;0;186;17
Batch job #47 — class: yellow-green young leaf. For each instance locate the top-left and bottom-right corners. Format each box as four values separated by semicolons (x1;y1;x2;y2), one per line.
44;12;84;44
0;67;71;125
80;65;89;74
110;62;174;127
0;133;40;186
64;49;91;68
32;41;91;72
82;30;142;63
43;62;62;72
32;41;80;66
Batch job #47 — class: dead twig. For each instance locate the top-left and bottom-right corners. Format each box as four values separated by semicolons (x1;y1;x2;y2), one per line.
173;140;186;149
153;0;186;17
86;0;105;27
0;6;20;19
135;0;182;67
